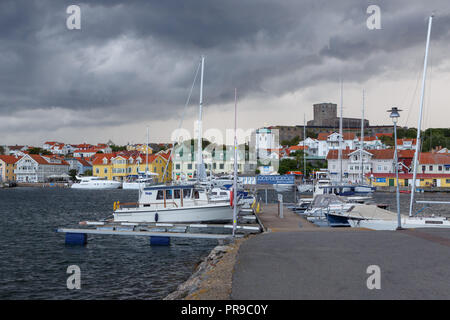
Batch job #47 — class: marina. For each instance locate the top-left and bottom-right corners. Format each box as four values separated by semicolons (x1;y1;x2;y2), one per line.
1;2;450;304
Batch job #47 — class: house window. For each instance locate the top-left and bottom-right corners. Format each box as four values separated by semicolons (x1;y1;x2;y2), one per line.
104;168;108;173
175;164;180;170
96;168;99;174
429;165;433;171
219;164;224;169
187;164;192;170
446;179;450;184
438;166;442;171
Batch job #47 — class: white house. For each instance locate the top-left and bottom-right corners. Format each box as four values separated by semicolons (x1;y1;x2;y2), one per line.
15;154;70;183
327;149;397;183
397;139;417;150
315;132;357;159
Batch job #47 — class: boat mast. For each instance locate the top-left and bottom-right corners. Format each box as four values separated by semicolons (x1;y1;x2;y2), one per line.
339;79;343;184
409;15;433;217
146;126;149;178
303;113;306;180
197;55;206;182
360;90;365;183
232;88;238;237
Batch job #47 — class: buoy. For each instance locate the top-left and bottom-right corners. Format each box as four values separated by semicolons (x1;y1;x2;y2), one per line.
256;201;261;214
113;201;117;211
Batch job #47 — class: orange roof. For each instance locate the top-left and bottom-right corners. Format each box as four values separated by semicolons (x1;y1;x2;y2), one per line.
397;139;416;145
419;152;450;165
318;132;356;141
91;152;161;165
358;136;378;141
289;145;308;151
0;155;20;164
26;154;69;166
73;148;100;153
326;149;354;160
375;133;393;138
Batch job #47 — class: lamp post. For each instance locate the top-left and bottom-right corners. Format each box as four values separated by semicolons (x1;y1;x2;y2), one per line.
388;107;403;230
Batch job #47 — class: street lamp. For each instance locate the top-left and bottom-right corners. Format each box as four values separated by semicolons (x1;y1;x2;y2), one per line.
387;107;403;230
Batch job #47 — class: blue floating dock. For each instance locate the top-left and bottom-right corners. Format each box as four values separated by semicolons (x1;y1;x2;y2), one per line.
150;236;170;246
65;232;87;245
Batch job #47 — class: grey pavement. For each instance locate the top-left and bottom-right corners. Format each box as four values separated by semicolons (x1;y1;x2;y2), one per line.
232;228;450;299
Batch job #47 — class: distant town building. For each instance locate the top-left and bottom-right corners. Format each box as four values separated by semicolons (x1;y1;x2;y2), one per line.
14;154;69;183
0;155;20;182
92;150;172;183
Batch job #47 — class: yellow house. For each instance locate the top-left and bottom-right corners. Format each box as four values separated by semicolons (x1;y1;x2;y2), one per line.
0;155;19;182
92;151;172;183
369;173;450;188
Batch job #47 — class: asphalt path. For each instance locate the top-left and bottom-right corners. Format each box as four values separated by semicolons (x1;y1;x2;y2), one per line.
232;228;450;299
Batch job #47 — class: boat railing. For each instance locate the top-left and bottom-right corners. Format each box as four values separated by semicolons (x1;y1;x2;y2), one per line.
117;201;180;210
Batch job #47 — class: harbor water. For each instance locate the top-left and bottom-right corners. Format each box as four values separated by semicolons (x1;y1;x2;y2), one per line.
0;188;217;299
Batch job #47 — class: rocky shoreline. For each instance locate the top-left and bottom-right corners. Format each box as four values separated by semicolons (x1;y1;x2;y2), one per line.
164;238;246;300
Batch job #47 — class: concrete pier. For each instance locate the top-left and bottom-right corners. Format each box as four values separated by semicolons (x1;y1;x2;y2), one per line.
232;223;450;299
255;203;319;232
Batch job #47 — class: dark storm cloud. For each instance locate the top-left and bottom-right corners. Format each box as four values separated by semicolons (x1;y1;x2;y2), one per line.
0;0;450;130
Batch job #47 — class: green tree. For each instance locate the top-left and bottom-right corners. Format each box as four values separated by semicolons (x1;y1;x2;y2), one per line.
0;146;4;155
69;169;78;181
28;147;52;155
110;145;127;152
84;169;93;176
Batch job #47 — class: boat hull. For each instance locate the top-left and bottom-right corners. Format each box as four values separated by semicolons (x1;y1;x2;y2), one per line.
348;217;450;230
71;182;122;189
113;204;234;223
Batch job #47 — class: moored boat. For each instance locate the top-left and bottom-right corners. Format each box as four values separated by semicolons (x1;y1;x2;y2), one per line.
71;176;122;189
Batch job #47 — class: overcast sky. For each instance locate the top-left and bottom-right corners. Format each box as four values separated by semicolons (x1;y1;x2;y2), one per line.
1;0;449;146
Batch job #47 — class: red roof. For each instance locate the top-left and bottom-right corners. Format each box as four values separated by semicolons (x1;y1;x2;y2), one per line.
26;154;69;166
419;152;450;165
73;148;100;154
375;133;393;138
358;136;378;141
318;132;356;141
0;155;20;164
397;139;417;145
74;157;92;167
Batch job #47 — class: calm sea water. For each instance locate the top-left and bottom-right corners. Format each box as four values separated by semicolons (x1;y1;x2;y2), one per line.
0;187;217;300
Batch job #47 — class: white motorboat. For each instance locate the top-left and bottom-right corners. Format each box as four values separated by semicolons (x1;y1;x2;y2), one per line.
113;184;234;223
209;187;256;208
122;172;159;190
273;184;295;192
71;176;122;189
122;177;155;190
297;184;314;193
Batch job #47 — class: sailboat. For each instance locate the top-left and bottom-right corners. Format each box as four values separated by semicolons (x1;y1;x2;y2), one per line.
341;15;450;230
113;56;235;223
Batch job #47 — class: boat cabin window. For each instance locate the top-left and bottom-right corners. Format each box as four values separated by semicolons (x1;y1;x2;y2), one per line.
156;190;164;200
174;189;181;199
166;189;173;199
183;189;191;198
194;190;199;199
220;192;228;196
